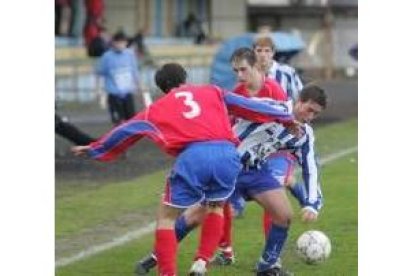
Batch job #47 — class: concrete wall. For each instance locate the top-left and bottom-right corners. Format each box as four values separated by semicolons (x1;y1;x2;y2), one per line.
103;0;213;37
210;0;247;39
104;0;139;35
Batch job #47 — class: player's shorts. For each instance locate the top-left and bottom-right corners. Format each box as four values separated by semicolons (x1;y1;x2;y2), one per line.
163;141;241;208
231;152;295;201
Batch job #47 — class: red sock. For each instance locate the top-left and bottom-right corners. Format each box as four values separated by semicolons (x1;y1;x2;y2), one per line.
195;212;224;262
219;202;233;248
263;211;272;238
155;229;177;276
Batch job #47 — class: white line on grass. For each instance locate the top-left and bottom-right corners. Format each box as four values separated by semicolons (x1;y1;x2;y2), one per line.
56;146;357;268
56;222;156;267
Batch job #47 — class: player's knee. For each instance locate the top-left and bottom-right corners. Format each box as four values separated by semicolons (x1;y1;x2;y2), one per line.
272;208;293;226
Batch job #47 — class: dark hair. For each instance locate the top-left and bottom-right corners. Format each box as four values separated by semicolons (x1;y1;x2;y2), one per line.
299;84;327;109
155;63;187;93
112;31;128;42
230;47;257;67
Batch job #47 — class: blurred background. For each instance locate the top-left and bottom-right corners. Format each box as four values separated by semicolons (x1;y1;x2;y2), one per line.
55;0;357;183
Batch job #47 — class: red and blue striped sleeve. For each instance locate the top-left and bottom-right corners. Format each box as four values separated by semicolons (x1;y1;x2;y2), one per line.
223;91;294;124
88;116;163;162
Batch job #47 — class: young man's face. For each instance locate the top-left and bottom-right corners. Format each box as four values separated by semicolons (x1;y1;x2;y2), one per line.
254;45;274;68
232;59;258;84
113;40;127;51
294;100;323;123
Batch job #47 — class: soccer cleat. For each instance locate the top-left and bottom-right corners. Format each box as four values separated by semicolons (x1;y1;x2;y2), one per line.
134;253;157;275
210;250;235;266
256;266;293;276
274;257;282;269
254;257;282;271
188;259;207;276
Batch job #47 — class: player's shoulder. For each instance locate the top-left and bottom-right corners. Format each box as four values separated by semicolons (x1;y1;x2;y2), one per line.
278;62;297;74
264;77;279;87
263;77;288;100
264;77;283;90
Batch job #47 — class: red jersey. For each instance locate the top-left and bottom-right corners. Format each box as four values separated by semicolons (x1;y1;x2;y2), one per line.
234;77;287;101
88;84;293;161
230;77;287;123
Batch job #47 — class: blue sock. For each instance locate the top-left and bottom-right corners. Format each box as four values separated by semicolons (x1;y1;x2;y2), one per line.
257;224;288;272
288;182;307;206
175;215;195;242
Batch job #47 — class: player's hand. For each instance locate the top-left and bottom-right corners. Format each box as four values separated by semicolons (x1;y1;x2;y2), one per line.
286;120;304;137
301;207;318;223
71;145;91;157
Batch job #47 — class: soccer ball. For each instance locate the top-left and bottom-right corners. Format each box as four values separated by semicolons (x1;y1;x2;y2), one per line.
296;230;331;264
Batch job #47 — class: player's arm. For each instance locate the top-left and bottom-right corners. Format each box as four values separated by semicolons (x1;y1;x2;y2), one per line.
222;91;294;124
72;112;161;162
292;129;323;222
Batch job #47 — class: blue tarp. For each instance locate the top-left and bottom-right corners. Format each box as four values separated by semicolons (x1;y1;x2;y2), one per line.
210;32;305;90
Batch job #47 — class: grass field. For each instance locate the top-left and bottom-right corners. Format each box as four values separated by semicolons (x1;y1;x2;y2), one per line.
56;118;357;275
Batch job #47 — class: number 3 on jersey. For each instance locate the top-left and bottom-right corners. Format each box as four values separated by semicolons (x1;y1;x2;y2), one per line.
175;91;201;119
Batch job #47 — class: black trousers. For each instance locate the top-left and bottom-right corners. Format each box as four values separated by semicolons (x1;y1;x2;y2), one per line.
107;93;136;125
55;114;95;146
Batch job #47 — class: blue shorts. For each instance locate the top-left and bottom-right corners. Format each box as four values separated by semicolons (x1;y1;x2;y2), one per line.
163;141;241;208
231;153;295;201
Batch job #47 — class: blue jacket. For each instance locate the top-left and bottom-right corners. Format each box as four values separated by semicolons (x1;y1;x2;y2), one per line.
96;48;139;97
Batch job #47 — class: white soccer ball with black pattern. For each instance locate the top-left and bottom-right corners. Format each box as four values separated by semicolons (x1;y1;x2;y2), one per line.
296;230;331;264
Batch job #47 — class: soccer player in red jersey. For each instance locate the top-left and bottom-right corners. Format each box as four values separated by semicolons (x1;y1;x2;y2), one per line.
72;63;296;276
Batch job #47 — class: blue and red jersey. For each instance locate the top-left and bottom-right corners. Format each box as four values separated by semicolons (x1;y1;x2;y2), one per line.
88;83;293;161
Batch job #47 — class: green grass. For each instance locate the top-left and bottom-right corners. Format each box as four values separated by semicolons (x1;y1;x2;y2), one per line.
56;172;167;239
56;118;357;275
56;152;357;276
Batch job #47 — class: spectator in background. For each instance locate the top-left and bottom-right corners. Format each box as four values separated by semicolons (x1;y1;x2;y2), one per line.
83;0;105;47
96;31;140;126
254;36;303;102
182;13;206;44
68;0;85;38
128;28;154;66
55;0;65;36
87;26;110;57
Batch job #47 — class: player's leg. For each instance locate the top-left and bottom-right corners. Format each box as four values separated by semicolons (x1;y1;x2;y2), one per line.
253;188;293;276
262;153;295;236
229;192;246;218
210;199;236;266
135;204;208;275
258;154;295;275
154;200;182;276
189;142;241;275
149;147;211;276
189;202;226;276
